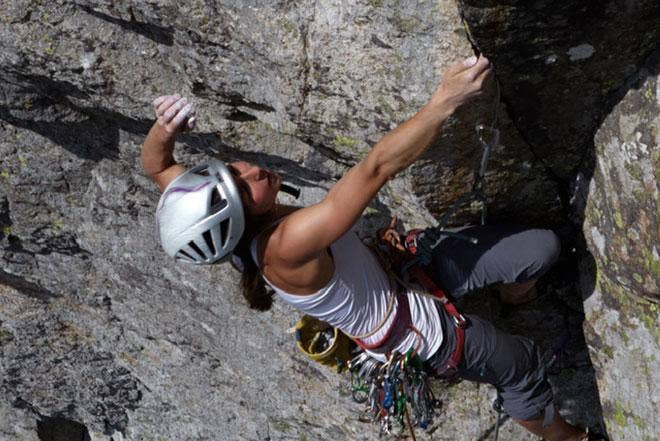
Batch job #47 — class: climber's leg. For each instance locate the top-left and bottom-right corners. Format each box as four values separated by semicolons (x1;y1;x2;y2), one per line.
515;406;586;441
497;278;537;304
430;224;560;299
427;312;585;441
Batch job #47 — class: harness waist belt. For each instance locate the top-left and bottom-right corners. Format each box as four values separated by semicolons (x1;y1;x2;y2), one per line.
355;292;412;354
409;265;467;375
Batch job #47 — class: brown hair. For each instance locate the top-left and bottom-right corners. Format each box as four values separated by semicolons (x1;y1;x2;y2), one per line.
232;205;300;311
232;232;274;311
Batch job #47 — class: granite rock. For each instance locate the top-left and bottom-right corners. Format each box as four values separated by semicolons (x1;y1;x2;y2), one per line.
2;1;654;440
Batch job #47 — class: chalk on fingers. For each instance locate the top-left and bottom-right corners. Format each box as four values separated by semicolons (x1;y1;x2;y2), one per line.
171;103;192;126
165;98;189;122
156;95;178;116
463;56;478;67
152;96;167;108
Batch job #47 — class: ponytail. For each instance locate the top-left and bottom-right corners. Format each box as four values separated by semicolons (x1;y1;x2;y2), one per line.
232;234;274;311
232;206;299;311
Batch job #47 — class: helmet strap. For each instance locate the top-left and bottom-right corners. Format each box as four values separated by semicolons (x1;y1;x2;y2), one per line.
280;183;300;199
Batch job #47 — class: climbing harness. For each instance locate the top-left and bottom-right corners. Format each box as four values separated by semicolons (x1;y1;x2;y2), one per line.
339;223;467;440
341;217;474;440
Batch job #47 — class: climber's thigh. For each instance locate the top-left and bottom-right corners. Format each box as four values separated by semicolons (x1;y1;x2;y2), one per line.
457;314;554;421
430;224;560;299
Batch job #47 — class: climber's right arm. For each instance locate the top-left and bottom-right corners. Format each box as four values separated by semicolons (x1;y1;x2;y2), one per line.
141;95;194;191
265;56;491;268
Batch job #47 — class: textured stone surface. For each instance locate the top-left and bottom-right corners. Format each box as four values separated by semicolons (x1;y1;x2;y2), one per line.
581;55;659;441
1;0;652;440
458;0;659;182
457;1;659;439
0;2;552;440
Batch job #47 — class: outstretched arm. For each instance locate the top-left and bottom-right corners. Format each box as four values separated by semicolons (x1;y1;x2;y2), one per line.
270;56;491;266
141;95;195;191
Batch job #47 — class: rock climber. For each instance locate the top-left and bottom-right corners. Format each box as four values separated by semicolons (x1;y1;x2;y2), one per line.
140;55;597;441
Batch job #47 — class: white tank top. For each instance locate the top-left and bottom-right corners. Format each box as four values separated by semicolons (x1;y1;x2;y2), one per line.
251;229;443;361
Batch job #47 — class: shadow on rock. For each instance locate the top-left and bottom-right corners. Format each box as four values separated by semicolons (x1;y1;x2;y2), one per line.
0;68;332;197
76;3;174;46
180;132;333;192
0;69;147;161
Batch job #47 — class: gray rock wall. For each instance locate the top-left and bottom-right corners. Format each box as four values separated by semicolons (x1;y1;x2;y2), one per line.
1;1;560;440
582;56;659;441
2;0;654;440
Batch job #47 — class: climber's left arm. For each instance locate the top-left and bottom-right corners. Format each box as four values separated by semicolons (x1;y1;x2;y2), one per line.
141;94;194;191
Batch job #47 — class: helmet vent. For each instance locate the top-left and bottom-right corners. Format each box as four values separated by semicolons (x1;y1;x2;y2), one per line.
210;187;226;211
177;250;194;261
195;167;210;177
220;218;230;247
202;230;216;255
188;240;206;259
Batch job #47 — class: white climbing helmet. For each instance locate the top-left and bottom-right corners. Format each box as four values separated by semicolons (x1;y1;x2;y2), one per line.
156;159;245;264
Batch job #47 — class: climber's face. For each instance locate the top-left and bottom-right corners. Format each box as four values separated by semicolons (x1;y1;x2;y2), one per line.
228;161;281;216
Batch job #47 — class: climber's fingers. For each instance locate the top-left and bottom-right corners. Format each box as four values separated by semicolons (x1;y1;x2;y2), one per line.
152;94;196;134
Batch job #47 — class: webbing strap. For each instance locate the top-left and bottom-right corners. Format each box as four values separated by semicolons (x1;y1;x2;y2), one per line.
410;267;464;321
355;293;411;351
409;265;466;372
543;402;555;427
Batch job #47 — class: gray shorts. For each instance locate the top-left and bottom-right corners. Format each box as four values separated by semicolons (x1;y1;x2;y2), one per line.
426;310;553;421
429;224;561;298
425;224;559;421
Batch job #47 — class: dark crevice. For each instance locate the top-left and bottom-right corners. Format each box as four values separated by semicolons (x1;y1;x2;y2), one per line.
37;416;91;441
298;20;312;121
225;110;257;122
0;197;11;239
496;85;573;216
31;227;92;259
1;223;91;261
370;34;394;49
0;269;59;301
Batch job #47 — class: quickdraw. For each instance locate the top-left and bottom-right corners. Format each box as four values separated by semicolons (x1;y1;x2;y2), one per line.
401;81;502;270
349;349;439;440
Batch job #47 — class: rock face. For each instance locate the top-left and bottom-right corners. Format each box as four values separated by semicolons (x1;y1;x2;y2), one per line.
581;56;659;441
458;0;658;183
458;1;659;440
0;0;655;440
